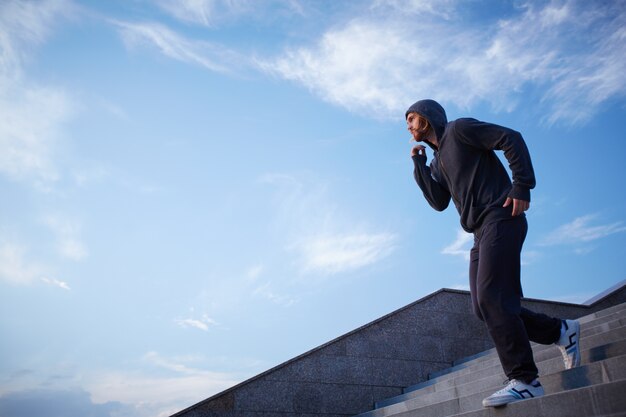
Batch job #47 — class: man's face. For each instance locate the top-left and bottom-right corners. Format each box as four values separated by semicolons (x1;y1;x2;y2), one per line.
406;112;428;142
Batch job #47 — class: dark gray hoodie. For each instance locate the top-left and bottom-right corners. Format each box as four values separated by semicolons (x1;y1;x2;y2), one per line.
407;99;536;233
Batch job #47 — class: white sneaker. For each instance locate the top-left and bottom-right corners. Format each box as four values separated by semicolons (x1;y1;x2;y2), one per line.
556;319;581;369
482;379;544;407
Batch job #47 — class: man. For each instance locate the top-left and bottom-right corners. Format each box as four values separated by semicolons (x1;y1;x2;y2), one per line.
406;99;581;407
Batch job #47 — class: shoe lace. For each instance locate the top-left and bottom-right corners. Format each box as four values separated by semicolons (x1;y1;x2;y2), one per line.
493;379;515;394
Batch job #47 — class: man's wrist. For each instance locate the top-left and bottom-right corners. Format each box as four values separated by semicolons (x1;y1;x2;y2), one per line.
508;185;531;202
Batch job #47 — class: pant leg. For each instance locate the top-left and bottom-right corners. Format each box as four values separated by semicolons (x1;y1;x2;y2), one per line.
521;308;562;345
469;235;483;321
473;216;538;383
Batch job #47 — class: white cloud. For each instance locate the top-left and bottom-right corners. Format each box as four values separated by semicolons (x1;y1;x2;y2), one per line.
41;277;71;290
156;0;249;27
81;353;240;417
448;284;470;291
245;265;299;306
43;215;88;261
259;172;398;276
441;229;473;260
259;19;418;119
60;239;87;261
114;20;244;74
156;0;306;27
0;0;75;188
41;277;71;291
370;0;458;19
293;232;396;275
1;354;243;417
157;0;219;26
487;0;626;124
541;214;626;246
574;246;595;255
261;0;626;123
175;315;218;332
72;165;110;187
253;281;298;306
0;243;46;285
0;85;71;186
0;389;132;417
246;264;264;281
93;372;231;416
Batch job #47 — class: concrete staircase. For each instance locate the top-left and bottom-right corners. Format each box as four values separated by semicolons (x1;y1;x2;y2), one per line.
355;302;626;417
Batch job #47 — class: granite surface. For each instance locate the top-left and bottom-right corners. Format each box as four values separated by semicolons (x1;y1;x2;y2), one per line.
172;284;626;417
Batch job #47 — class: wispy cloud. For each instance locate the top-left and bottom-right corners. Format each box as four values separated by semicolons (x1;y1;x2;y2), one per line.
143;351;208;375
0;389;129;417
156;0;220;26
41;277;71;290
487;0;626;124
85;353;240;416
43;215;88;261
175;315;218;332
259;19;416;119
243;264;294;307
114;20;245;74
253;281;298;306
0;0;75;188
541;214;626;246
259;172;398;276
370;0;459;20
246;264;264;281
156;0;306;27
261;0;626;123
1;354;243;417
112;1;625;124
441;229;473;260
0;243;46;285
448;284;470;291
156;0;250;27
293;232;396;275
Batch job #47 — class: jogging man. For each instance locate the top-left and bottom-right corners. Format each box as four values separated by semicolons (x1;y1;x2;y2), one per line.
406;99;581;407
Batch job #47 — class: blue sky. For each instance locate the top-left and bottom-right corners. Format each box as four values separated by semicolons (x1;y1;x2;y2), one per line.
1;0;625;416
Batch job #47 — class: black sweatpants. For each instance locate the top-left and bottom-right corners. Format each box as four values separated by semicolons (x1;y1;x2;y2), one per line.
469;215;562;383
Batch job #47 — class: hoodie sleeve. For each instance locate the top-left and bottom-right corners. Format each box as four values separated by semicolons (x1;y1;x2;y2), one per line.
454;118;536;202
412;154;451;211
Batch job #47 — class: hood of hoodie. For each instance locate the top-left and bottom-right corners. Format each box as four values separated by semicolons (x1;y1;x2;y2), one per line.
405;99;448;149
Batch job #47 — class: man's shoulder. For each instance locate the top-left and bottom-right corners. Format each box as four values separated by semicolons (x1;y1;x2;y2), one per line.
448;117;480;130
450;117;518;134
444;118;480;141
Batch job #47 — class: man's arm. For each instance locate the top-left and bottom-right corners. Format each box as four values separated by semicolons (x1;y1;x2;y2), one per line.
412;145;451;211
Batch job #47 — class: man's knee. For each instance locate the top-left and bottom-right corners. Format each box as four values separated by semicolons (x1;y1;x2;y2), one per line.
477;290;520;323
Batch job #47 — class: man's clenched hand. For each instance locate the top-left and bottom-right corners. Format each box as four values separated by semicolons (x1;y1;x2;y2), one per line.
412;145;426;158
503;197;529;216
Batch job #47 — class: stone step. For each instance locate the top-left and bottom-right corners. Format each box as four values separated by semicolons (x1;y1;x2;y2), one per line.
427;313;626;379
580;302;626;323
375;320;626;408
449;379;626;417
368;371;626;417
594;414;626;417
444;306;626;375
438;321;626;382
362;351;626;417
389;321;626;405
